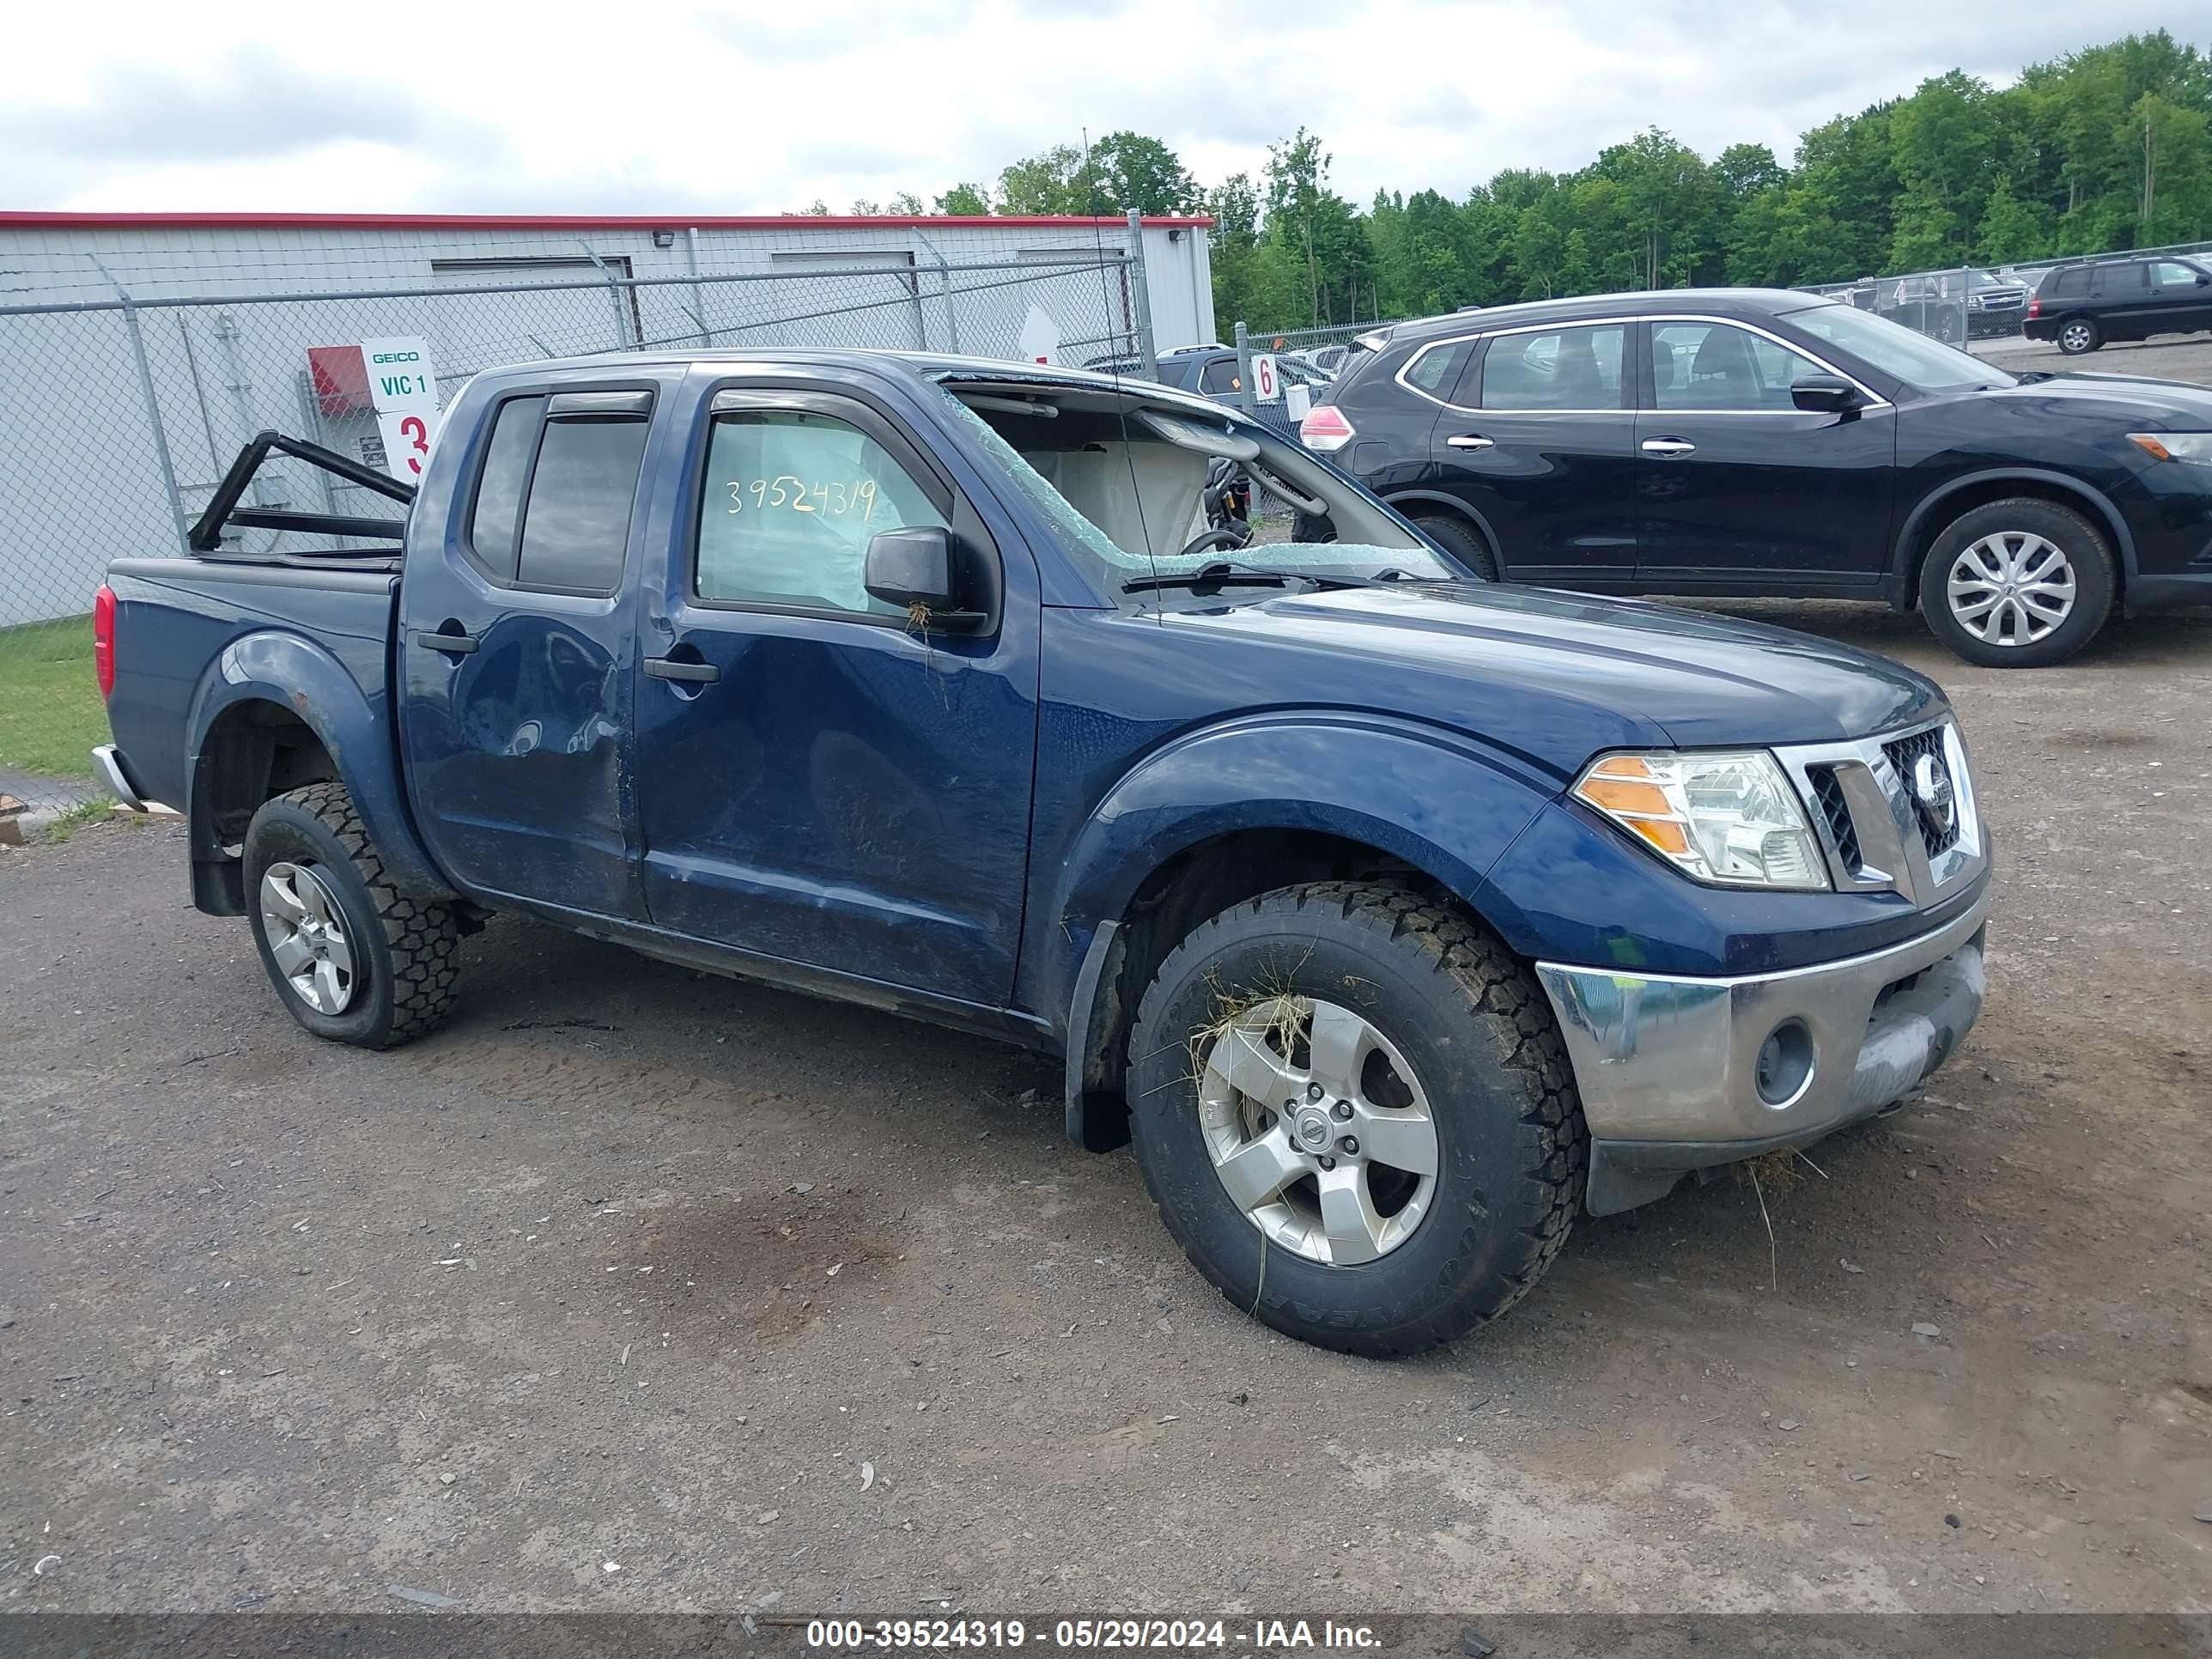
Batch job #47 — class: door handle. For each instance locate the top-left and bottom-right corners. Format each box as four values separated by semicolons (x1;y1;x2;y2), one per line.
1445;434;1493;450
1641;438;1697;457
410;628;479;656
642;657;720;684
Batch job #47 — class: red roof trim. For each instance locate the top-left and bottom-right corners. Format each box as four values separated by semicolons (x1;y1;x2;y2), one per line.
0;210;1212;231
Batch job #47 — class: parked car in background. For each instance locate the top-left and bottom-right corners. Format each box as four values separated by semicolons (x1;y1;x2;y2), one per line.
95;347;1990;1357
1300;287;2212;666
1082;345;1331;438
2025;255;2212;355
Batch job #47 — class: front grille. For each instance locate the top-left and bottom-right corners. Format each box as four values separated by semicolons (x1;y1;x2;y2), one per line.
1807;764;1862;870
1883;727;1962;858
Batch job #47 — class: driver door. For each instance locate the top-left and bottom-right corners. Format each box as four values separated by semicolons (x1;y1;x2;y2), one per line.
629;381;1042;1007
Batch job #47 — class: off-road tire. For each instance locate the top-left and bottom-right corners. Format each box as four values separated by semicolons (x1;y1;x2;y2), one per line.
1919;496;2115;669
243;782;460;1048
1413;514;1500;581
1126;881;1586;1358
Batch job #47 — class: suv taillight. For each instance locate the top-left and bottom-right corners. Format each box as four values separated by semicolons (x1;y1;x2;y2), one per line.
1300;404;1355;453
94;581;117;699
2027;296;2040;319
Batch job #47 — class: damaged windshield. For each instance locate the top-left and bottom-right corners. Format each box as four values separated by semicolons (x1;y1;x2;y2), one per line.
934;385;1456;599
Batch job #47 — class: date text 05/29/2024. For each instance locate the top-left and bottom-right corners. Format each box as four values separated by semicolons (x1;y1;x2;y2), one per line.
804;1620;1383;1650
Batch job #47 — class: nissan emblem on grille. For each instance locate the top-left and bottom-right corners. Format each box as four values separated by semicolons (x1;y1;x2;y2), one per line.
1911;752;1956;836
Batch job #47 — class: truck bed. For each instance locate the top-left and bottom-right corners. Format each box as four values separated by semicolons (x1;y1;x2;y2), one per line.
102;556;399;815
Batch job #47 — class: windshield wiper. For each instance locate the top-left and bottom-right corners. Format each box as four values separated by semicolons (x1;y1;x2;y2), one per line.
1122;561;1302;596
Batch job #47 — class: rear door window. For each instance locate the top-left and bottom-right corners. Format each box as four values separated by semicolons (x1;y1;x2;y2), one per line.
2094;263;2149;295
465;396;544;582
514;411;653;592
1477;324;1627;411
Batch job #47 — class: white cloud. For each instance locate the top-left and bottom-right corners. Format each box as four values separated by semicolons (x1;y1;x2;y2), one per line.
1;0;2191;213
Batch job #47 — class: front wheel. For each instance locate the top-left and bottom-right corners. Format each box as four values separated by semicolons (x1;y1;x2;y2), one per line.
1918;497;2115;668
244;782;461;1048
2057;317;2100;355
1126;882;1586;1358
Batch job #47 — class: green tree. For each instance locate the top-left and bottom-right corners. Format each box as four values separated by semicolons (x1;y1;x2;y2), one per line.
996;143;1102;215
933;182;993;216
1091;131;1202;216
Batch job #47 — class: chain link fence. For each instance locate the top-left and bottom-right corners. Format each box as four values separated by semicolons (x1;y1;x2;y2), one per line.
0;242;1152;817
1797;239;2212;350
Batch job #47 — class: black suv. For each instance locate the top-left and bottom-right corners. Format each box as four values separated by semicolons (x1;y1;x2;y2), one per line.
1299;288;2212;666
2024;255;2212;355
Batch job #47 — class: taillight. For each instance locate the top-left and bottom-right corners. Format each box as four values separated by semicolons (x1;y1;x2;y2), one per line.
1300;404;1356;453
2027;297;2040;319
94;582;117;699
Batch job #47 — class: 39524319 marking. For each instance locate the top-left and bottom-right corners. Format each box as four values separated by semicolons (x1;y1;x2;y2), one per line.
806;1619;1031;1648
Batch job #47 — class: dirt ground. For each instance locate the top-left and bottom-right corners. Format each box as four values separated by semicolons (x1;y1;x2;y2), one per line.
5;339;2212;1616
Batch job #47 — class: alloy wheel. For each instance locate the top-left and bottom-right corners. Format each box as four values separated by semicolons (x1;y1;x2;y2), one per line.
259;861;358;1014
1194;996;1439;1265
1945;531;2076;647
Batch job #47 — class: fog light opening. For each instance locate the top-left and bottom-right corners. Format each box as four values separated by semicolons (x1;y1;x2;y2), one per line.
1755;1019;1815;1108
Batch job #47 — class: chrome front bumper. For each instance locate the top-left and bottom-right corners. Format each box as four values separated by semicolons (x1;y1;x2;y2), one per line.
1537;887;1989;1214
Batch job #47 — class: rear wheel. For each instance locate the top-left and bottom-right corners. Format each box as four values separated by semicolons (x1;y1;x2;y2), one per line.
1412;514;1499;581
244;782;460;1048
1126;882;1585;1358
2057;317;2100;355
1918;497;2114;668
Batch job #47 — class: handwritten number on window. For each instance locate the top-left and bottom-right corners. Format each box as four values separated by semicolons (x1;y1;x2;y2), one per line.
725;477;882;520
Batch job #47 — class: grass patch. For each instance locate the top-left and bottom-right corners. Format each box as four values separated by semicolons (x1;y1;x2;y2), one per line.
0;615;105;782
42;798;114;844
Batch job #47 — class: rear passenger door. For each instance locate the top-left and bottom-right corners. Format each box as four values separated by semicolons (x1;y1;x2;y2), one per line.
400;380;661;919
2092;261;2154;339
1422;321;1638;584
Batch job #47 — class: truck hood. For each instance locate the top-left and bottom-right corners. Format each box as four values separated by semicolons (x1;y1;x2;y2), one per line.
1170;580;1942;764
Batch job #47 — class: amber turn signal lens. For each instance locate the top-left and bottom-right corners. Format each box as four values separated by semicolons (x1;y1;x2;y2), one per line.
1577;776;1672;817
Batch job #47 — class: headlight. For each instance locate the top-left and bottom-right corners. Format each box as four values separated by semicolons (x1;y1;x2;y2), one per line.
2129;432;2212;466
1573;750;1829;890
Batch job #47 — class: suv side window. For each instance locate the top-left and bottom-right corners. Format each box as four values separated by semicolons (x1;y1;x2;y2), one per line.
1198;357;1242;397
466;390;653;592
1651;322;1821;412
2045;267;2089;299
2094;263;2149;295
696;408;949;617
1477;324;1627;411
2153;261;2203;286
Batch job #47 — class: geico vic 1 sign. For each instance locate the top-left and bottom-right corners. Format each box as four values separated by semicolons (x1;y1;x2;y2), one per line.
307;335;441;483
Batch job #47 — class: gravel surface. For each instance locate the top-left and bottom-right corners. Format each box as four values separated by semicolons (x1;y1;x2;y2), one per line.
5;346;2212;1613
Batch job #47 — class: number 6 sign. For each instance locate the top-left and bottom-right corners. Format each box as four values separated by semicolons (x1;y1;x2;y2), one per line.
1251;352;1280;403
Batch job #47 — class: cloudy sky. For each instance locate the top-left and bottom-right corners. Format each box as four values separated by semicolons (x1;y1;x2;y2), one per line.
3;2;2191;216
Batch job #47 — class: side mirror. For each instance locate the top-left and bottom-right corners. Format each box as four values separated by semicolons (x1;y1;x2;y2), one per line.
864;526;984;630
1792;374;1862;415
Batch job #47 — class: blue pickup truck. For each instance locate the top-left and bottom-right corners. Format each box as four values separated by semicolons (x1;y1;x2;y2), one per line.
93;349;1992;1356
